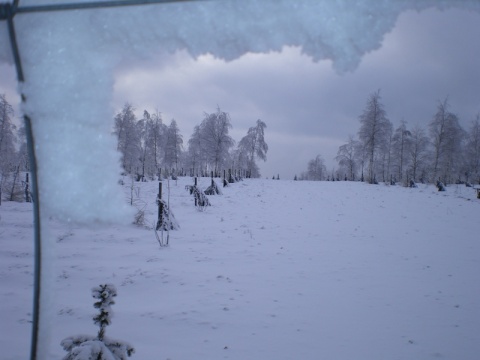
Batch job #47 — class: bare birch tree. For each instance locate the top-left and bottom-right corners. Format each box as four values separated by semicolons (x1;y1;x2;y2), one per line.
465;114;480;184
335;135;358;180
391;119;412;183
199;107;235;175
164;119;183;174
408;124;430;183
238;119;268;178
114;103;141;175
0;94;17;203
429;98;465;183
306;154;326;181
357;90;392;183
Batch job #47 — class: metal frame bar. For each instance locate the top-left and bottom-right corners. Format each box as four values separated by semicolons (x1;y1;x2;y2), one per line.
7;0;208;15
0;1;207;359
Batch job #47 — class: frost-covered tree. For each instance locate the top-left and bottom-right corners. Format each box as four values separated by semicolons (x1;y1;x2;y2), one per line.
357;90;392;183
237;119;268;178
408;124;430;183
354;140;368;182
185;125;205;176
199;107;235;175
61;284;134;360
0;95;15;156
114;103;141;175
429;98;465;183
16;124;29;172
335;135;358;180
136;114;149;181
147;111;168;178
138;110;168;180
391;119;412;182
306;154;326;181
229;147;249;176
0;94;18;202
464;114;480;184
164;119;183;174
379;122;393;183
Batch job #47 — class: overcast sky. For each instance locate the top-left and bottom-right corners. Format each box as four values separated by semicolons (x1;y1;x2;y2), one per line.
2;6;480;180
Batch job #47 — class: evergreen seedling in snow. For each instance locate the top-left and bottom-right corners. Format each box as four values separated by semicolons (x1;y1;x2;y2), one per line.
92;284;116;341
61;284;134;360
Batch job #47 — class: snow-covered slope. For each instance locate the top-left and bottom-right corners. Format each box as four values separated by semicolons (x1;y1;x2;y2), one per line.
1;178;479;359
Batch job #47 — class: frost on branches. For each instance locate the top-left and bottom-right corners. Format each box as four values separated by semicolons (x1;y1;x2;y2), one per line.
61;284;134;360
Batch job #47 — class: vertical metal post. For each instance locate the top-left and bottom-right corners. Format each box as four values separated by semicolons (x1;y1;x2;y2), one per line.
156;181;163;230
3;3;41;359
25;172;31;202
194;177;197;206
25;115;41;360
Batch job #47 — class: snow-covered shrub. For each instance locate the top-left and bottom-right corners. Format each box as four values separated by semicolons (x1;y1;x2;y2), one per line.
185;184;210;211
61;284;134;360
133;209;145;227
156;197;179;231
436;181;446;191
204;179;222;195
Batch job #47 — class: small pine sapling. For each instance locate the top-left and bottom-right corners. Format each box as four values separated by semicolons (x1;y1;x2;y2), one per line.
61;284;134;360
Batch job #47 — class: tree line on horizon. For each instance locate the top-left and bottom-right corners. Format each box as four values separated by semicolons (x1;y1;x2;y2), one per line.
113;103;268;181
297;90;480;185
0;95;269;203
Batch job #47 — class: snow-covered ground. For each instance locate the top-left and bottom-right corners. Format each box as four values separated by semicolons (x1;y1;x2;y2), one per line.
1;178;479;359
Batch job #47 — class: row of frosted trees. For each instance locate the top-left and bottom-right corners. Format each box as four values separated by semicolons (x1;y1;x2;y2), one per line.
113;103;268;180
0;94;29;203
334;91;480;185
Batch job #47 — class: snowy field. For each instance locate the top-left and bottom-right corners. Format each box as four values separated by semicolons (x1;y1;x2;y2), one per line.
1;178;479;360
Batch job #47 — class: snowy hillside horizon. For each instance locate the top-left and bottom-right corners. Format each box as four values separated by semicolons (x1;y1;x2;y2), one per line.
1;177;479;359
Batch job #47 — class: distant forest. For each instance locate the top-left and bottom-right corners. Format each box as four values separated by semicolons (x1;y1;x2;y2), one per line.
297;90;480;186
0;95;269;202
2;90;480;205
112;104;268;181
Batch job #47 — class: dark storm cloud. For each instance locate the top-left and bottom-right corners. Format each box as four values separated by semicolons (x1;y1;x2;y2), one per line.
114;7;480;178
2;7;479;179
